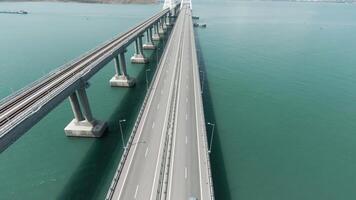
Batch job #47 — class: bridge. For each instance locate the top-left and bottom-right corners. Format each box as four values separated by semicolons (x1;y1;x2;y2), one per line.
0;0;214;199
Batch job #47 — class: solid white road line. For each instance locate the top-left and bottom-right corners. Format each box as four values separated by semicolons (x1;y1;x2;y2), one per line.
145;147;149;158
185;136;188;144
134;185;139;199
185;167;187;179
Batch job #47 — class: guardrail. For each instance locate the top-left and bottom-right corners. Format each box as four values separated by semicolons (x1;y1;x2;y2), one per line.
193;21;215;199
198;94;215;200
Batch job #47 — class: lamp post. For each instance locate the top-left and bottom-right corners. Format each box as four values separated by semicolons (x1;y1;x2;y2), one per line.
207;122;215;154
200;70;205;94
119;119;126;150
156;47;160;65
145;69;151;91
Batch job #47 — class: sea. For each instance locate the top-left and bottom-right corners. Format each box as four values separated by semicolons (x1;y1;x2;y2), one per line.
1;0;356;199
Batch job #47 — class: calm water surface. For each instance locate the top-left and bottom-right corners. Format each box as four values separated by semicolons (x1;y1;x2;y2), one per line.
1;1;356;200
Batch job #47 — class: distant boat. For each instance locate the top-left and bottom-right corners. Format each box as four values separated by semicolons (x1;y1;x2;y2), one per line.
0;10;28;15
19;10;28;14
193;23;207;28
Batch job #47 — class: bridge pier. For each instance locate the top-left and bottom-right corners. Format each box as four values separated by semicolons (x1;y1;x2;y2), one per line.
65;87;107;137
131;35;148;64
166;13;173;27
152;23;160;41
143;28;156;50
162;17;168;30
110;51;135;87
158;20;165;34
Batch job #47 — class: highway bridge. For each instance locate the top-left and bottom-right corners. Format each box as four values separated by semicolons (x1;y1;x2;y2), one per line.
106;2;214;199
0;0;214;199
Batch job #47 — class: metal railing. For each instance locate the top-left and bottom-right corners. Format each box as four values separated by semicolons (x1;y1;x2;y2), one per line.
192;19;215;199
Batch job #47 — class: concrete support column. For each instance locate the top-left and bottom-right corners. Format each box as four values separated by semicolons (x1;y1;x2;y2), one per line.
65;86;107;137
162;17;167;30
131;35;148;64
143;28;156;50
158;19;165;34
152;23;160;41
146;29;150;43
110;51;135;87
134;39;140;55
69;92;84;122
77;87;93;123
119;51;128;76
138;35;144;55
166;13;171;26
149;27;154;42
114;55;121;76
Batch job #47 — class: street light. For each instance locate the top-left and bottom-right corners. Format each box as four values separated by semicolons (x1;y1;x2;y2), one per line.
119;119;126;150
145;69;151;91
199;70;205;94
207;122;215;154
156;46;161;65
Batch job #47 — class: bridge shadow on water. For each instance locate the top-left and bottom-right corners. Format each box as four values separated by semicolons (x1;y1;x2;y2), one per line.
195;30;232;200
57;32;169;200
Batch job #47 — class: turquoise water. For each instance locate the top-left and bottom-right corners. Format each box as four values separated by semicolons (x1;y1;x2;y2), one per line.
194;1;356;199
1;1;356;199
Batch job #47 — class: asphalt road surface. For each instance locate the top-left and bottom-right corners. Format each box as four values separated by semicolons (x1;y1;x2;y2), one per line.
110;5;213;200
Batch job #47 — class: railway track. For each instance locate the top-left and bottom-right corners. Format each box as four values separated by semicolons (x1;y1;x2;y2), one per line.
0;9;169;129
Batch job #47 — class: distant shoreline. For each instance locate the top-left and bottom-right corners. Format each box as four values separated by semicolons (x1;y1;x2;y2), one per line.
0;0;158;4
0;0;354;4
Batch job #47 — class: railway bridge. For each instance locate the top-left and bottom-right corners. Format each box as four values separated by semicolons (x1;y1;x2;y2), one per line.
0;4;178;150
